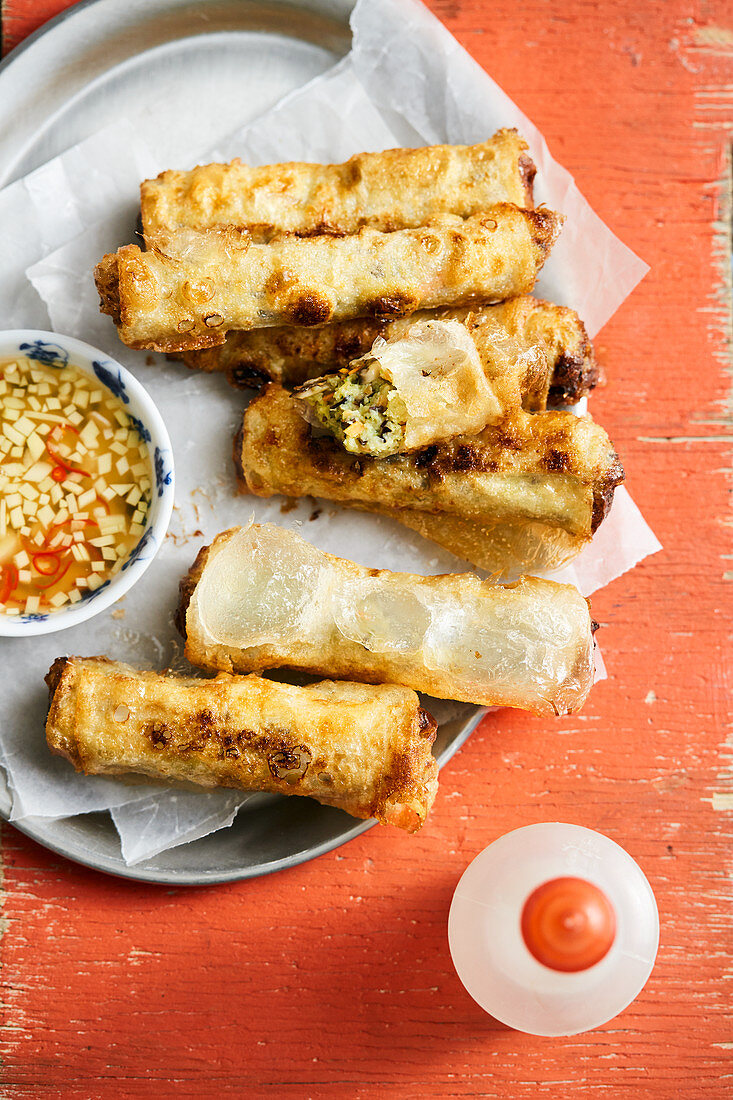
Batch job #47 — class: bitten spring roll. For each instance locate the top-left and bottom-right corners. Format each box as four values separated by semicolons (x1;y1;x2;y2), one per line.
235;384;624;574
294;318;530;456
45;657;438;832
173;295;598;407
177;524;596;715
94;205;562;352
140;129;536;241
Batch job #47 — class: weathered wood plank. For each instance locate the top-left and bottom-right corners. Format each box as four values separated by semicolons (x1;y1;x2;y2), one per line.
0;0;731;1095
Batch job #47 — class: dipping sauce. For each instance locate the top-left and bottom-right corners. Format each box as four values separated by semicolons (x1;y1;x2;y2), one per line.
0;354;152;616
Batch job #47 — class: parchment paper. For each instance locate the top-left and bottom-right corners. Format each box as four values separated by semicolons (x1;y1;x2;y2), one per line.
0;0;660;865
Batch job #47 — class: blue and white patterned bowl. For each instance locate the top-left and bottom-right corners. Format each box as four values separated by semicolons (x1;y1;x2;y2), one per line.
0;330;174;637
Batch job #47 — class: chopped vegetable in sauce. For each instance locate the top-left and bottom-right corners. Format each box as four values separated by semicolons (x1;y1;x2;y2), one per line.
295;363;407;457
0;355;152;615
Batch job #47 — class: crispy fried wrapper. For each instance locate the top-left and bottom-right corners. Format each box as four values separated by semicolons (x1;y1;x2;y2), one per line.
174;295;598;406
235;384;624;573
45;656;438;833
178;524;596;715
94;205;562;352
140;129;536;241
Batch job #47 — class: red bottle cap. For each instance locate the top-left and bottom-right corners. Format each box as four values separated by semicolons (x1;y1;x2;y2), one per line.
521;876;616;972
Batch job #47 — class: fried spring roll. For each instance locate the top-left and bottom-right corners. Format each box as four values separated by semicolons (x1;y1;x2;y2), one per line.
45;657;438;832
235;384;624;573
95;206;562;352
177;524;595;715
174;296;598;407
294;318;533;456
140;130;536;241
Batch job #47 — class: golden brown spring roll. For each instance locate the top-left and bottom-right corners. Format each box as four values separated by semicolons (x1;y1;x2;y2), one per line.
177;524;596;715
140;130;536;241
95;206;562;352
45;657;438;832
234;384;624;573
174;296;598;407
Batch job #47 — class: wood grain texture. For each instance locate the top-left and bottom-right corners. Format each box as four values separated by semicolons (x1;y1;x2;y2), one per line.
1;0;732;1096
0;0;76;55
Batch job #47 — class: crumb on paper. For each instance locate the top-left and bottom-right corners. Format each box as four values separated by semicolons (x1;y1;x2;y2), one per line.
166;528;196;547
111;608;125;620
167;503;205;545
280;499;298;514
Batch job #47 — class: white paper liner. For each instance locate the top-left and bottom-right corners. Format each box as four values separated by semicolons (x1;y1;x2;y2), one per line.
111;790;250;865
0;121;158;330
0;0;660;866
547;487;662;597
348;0;651;337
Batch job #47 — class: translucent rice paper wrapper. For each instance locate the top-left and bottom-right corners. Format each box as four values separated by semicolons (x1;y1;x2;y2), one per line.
0;0;660;866
191;523;597;717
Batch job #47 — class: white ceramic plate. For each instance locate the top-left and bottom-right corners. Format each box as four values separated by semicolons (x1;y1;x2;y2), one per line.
0;0;486;882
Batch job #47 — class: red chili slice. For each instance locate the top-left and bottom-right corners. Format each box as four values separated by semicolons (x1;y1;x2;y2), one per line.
34;560;72;591
21;536;47;558
46;424;90;478
0;564;18;604
33;552;61;576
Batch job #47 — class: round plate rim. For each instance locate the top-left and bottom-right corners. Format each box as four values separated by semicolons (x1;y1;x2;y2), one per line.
0;0;354;81
0;0;105;78
0;0;357;186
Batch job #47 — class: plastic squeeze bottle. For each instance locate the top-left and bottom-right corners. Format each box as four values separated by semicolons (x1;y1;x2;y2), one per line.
448;823;659;1036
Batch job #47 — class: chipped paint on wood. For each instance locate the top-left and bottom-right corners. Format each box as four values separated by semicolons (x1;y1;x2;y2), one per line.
692;25;733;51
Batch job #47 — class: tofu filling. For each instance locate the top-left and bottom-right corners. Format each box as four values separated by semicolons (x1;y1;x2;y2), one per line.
295;362;408;457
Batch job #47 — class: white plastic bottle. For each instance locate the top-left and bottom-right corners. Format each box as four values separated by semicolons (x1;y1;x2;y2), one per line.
448;822;659;1036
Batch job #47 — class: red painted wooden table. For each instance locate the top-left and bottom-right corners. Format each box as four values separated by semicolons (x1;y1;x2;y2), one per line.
1;1;731;1095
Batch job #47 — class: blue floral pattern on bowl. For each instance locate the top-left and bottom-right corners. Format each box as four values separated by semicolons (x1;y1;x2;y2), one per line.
93;359;129;404
17;611;50;625
129;414;151;443
154;447;173;498
78;579;112;603
91;361;153;443
19;340;69;368
121;526;156;572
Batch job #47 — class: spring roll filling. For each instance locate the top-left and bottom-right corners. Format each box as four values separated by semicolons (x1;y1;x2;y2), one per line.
296;364;408;456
